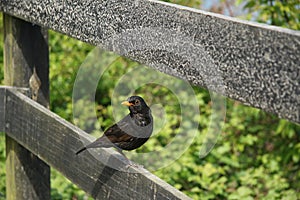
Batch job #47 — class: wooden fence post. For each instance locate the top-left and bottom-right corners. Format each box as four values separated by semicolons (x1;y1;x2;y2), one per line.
3;14;50;199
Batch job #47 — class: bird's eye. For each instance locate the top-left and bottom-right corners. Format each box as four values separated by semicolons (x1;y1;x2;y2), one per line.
135;99;140;105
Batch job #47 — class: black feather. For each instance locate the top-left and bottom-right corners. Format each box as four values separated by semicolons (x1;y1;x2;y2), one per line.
76;96;153;155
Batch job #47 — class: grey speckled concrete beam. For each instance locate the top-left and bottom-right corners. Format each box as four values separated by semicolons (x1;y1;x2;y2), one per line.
1;0;300;123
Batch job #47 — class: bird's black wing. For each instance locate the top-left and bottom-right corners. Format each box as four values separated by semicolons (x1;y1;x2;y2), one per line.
116;115;153;138
103;122;134;144
110;115;153;150
76;114;153;154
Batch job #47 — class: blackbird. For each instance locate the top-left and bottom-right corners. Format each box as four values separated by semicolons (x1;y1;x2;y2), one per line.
76;96;153;158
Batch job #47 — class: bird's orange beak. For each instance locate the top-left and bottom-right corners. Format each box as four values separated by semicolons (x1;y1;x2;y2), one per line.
121;101;133;106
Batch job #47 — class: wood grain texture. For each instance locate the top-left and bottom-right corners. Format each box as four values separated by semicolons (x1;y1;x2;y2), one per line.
0;89;5;132
3;14;49;107
0;87;30;132
3;15;50;200
1;0;299;123
3;88;191;200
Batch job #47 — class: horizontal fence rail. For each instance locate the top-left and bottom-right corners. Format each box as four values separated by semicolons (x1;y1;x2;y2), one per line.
1;0;300;123
0;87;191;200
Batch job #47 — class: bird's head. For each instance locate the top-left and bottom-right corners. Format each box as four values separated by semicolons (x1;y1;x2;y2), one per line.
122;96;150;114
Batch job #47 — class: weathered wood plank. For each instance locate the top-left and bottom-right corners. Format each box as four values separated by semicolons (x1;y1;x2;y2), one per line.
0;88;5;132
1;0;299;123
3;14;50;200
0;86;29;132
3;88;191;200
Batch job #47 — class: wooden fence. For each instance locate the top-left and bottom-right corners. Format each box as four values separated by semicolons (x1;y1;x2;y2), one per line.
0;0;299;199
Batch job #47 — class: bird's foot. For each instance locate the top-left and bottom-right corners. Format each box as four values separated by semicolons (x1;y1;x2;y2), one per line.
125;160;144;169
116;149;144;169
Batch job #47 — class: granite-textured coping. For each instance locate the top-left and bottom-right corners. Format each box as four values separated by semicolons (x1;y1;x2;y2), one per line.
1;0;299;123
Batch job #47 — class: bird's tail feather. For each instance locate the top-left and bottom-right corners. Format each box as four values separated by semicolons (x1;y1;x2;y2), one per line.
75;147;87;155
76;138;112;155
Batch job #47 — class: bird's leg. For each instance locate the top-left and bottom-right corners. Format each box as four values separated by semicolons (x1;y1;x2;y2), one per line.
116;148;131;163
115;148;141;168
116;148;126;159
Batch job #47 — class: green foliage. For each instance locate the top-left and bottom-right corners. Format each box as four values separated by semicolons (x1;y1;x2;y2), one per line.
51;169;93;200
238;0;300;30
49;31;93;120
0;14;3;85
153;100;300;199
0;14;5;200
161;0;202;8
